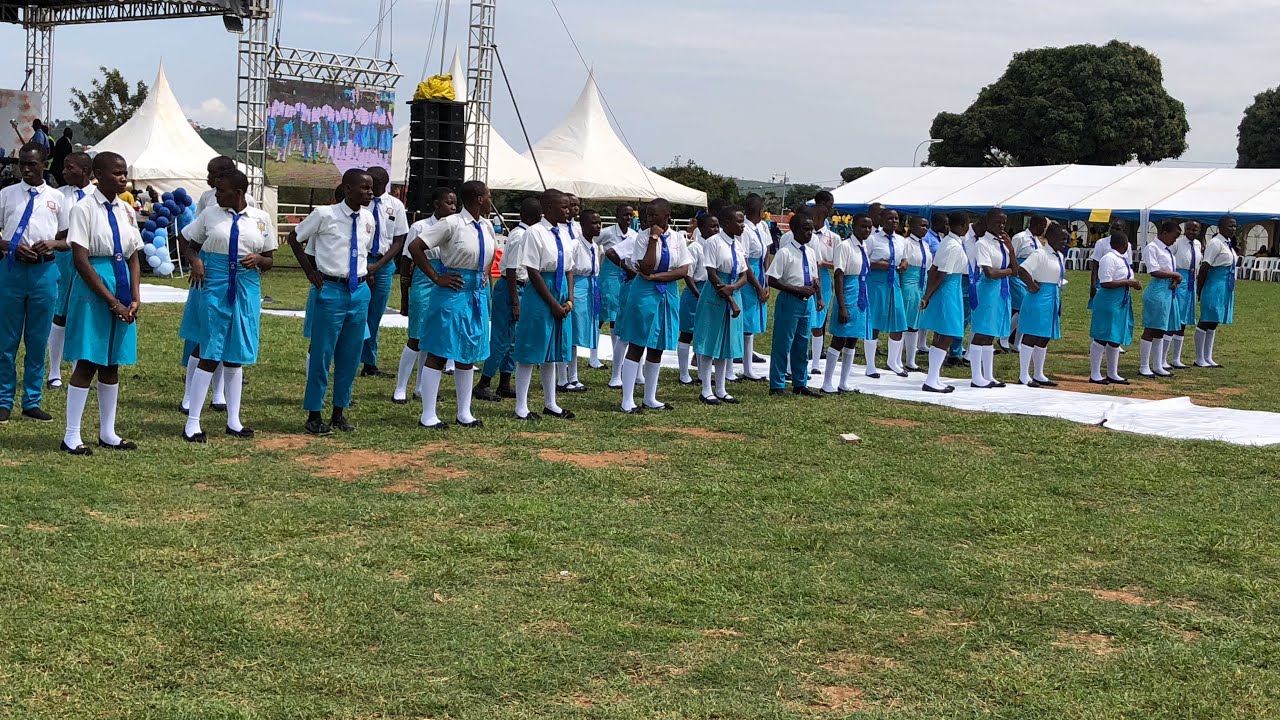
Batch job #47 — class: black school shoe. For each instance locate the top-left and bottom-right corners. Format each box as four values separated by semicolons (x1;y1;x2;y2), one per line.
225;426;255;439
182;431;208;443
497;387;517;399
473;387;503;403
419;420;449;430
922;384;955;394
793;386;822;398
210;403;227;413
361;366;393;378
456;418;484;428
98;438;138;451
542;407;576;420
330;416;356;432
768;388;787;396
699;395;721;406
21;407;52;422
60;441;92;456
305;417;333;435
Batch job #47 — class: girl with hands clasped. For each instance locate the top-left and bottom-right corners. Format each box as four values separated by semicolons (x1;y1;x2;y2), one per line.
1088;231;1142;385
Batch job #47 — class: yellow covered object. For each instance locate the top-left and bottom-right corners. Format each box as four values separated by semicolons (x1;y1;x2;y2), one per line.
414;75;456;102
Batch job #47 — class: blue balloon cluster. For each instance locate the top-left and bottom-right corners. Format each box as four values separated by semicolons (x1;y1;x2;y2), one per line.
142;186;193;277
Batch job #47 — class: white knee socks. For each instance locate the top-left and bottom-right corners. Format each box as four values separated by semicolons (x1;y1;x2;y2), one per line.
47;324;65;382
714;358;730;398
643;361;662;408
865;338;880;376
925;346;947;389
415;351;429;398
1169;334;1184;366
1205;329;1218;365
1106;345;1124;382
97;382;122;445
677;342;693;383
393;345;417;401
1194;328;1208;366
454;367;475;423
185;368;214;437
515;363;535;417
982;345;997;384
182;355;199;411
970;345;987;385
699;356;714;398
556;362;568;387
888;338;904;373
903;332;919;368
1139;339;1153;374
224;367;245;432
419;367;443;426
620;358;641;411
63;384;88;449
1032;346;1050;383
809;335;823;372
541;363;562;414
1089;342;1106;381
610;336;625;383
211;365;226;406
821;348;840;393
1018;344;1034;384
743;335;759;378
589;345;600;366
839;348;856;391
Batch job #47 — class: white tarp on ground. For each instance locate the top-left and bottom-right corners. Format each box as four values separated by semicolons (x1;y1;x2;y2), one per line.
92;63;220;197
833;165;1280;221
138;283;1280;446
526;73;707;206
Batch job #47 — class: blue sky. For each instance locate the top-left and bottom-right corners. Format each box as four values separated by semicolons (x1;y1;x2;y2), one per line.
2;0;1278;183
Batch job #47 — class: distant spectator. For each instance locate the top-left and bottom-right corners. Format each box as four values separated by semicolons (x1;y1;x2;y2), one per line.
50;128;73;184
30;120;50;154
1254;245;1270;257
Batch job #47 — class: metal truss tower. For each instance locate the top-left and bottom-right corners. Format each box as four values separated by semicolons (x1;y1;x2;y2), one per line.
235;0;273;199
465;0;496;184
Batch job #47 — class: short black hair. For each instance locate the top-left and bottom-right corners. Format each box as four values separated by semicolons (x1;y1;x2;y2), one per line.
19;141;48;162
648;198;671;216
65;151;91;171
367;166;390;184
1219;214;1236;225
697;212;719;234
459;180;487;206
92;151;126;174
948;211;969;226
430;186;455;206
614;203;634;216
210;155;236;172
1046;224;1069;241
985;207;1006;220
541;188;565;207
222;169;249;193
814;190;834;206
851;213;870;224
1159;219;1182;234
716;204;740;224
1109;230;1130;248
341;168;371;186
519;196;543;223
580;208;600;220
708;198;729;215
743;193;765;213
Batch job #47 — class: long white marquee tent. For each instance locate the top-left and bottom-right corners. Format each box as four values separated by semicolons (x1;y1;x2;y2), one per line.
831;165;1280;223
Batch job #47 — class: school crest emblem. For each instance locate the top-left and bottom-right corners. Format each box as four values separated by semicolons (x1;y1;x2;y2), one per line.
46;201;59;213
257;220;267;234
365;223;374;235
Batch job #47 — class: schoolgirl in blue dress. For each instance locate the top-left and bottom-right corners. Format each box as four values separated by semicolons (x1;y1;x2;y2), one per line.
1195;216;1239;369
865;209;908;378
1088;232;1142;385
563;209;604;392
901;216;934;371
740;194;771;381
1138;220;1185;379
970;209;1018;389
1168;220;1202;369
60;152;142;455
822;214;873;394
512;189;577;421
1015;224;1070;388
597;205;635;372
392;187;456;404
177;170;276;442
917;212;973;393
408;181;495;429
695;208;750;405
676;217;707;386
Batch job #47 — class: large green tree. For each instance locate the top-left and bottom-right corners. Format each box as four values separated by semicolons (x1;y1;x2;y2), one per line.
840;166;873;184
784;183;822;211
1237;87;1280;168
927;40;1188;167
68;67;148;142
654;159;741;206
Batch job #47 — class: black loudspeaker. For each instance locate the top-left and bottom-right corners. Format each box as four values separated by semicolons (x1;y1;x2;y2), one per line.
406;100;467;215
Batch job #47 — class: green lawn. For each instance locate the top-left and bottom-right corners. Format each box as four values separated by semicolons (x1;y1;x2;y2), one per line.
2;271;1279;718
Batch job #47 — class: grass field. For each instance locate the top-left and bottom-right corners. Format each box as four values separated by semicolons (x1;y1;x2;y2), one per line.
2;270;1280;718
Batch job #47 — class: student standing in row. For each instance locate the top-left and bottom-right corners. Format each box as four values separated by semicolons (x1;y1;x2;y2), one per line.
616;198;689;413
865;209;908;378
1009;215;1047;350
597;204;634;370
901;215;933;371
0;142;63;424
1088;231;1140;385
822;213;873;394
476;195;538;402
360;166;409;379
61;152;142;454
807;191;839;376
393;187;457;404
513;189;577;421
676;215;708;387
564;209;603;392
767;210;823;397
1168;219;1201;369
1138;220;1183;378
47;151;94;391
918;211;972;393
178;170;276;441
740;193;771;381
971;209;1017;389
1195;215;1238;368
409;180;496;429
607;203;648;389
696;206;749;405
289;169;376;435
1016;224;1069;388
917;212;948;360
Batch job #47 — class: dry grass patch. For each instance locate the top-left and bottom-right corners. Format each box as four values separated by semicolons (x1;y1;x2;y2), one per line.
798;685;867;713
1054;631;1119;656
939;434;996;456
257;434;316;451
639;426;746;441
523;619;575;637
537;449;665;469
164;509;213;523
868;418;925;428
821;651;900;676
700;628;744;639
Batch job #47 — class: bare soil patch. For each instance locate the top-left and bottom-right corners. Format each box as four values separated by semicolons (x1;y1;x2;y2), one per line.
639;426;746;441
299;443;465;482
514;431;566;440
700;628;744;638
868;418;925;428
1087;587;1154;606
523;619;575;637
821;651;899;675
257;434;315;451
802;686;867;713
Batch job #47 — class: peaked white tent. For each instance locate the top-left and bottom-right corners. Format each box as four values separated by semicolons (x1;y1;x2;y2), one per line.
527;73;706;206
92;63;222;197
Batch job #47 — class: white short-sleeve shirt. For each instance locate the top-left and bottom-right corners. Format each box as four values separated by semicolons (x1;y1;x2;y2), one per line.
58;184;93;233
766;242;820;287
519;219;578;275
1092;237;1132;264
744;219;771;260
627;229;693;274
499;223;531;281
417;207;497;273
903;233;933;269
1022;245;1067;286
687;237;707;283
1142;240;1178;275
405;216;440;260
811;223;839;265
67;189;144;258
932;234;970;275
367;192;410;255
866;230;907;265
1097;251;1134;283
704;231;745;277
569;235;601;278
295;202;376;278
183;205;278;256
1012;229;1041;259
197;188;258;215
1202;235;1238;268
599;224;633;252
0;181;63;247
833;238;867;276
977;234;1012;272
1172;236;1203;271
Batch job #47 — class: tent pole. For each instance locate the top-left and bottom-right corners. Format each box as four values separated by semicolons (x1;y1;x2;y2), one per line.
493;44;545;191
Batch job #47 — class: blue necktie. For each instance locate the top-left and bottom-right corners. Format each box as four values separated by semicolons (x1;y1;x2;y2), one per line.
589;240;601;315
227;211;242;304
103;201;133;307
473;220;486;272
76;188;85;201
655;234;671;293
1122;257;1133;307
887;235;897;287
1226;243;1237;293
999;242;1010;300
1057;252;1066;320
371;197;383;254
857;245;869;311
917;237;928;290
1189;241;1197;290
347;212;360;292
551;226;564;294
800;244;812;286
5;188;38;270
730;238;739;283
568;223;577;240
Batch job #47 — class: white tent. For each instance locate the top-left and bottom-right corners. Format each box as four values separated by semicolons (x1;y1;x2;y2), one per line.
92;63;221;197
832;165;1280;222
526;73;707;206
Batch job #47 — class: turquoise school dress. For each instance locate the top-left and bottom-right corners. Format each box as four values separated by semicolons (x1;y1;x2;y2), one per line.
902;234;932;330
63;194;143;367
617;232;687;352
972;239;1013;338
54;185;89;319
1090;254;1135;346
419;213;496;366
867;231;906;334
693;233;746;360
1199;237;1237;325
570;239;601;350
830;239;871;341
742;221;770;335
513;222;574;364
1142;242;1182;333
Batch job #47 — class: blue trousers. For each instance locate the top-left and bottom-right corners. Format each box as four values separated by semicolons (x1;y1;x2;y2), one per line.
770;292;813;390
306;280;371;412
0;260;56;411
483;276;519;377
360;257;395;367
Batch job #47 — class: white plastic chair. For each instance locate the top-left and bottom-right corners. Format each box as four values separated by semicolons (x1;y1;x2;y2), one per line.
1238;256;1256;280
1066;248;1087;271
1249;257;1270;281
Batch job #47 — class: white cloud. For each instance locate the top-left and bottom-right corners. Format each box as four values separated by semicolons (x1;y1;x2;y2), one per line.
184;97;234;128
